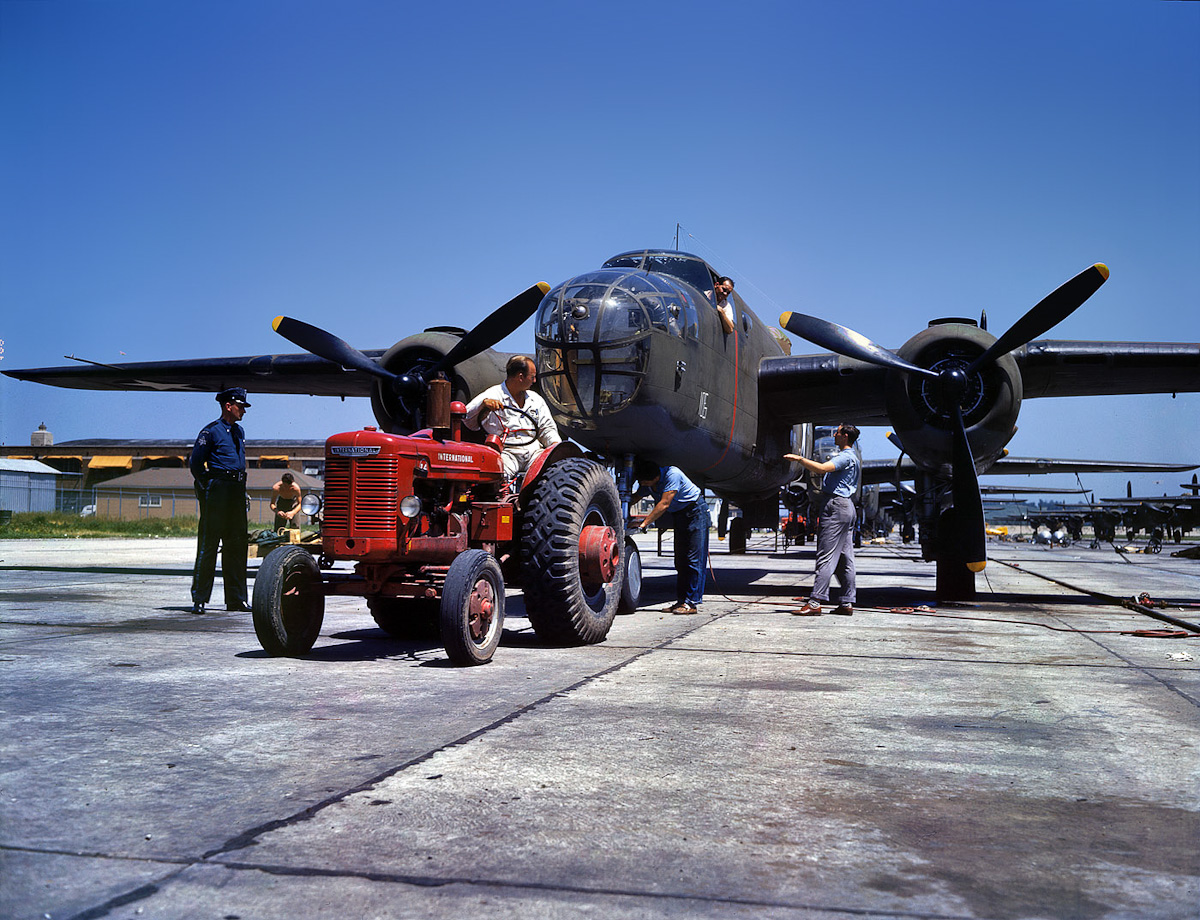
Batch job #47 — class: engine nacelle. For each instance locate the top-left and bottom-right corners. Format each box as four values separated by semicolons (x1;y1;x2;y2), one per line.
884;319;1022;473
368;329;509;433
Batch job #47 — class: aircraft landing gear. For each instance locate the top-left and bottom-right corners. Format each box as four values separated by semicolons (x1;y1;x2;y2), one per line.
935;506;977;602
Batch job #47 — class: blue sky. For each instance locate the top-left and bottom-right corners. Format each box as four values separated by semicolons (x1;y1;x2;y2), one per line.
2;0;1197;500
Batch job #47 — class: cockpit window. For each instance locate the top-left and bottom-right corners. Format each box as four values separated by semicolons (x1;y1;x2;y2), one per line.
602;255;641;269
642;255;714;298
602;250;715;304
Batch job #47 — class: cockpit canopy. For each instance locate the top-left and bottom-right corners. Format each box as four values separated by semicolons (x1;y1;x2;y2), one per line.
601;250;717;301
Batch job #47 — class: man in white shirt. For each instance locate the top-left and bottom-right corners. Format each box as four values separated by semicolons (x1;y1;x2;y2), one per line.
464;355;562;480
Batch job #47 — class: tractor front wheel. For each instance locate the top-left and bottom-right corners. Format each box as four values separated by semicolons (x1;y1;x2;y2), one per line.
252;546;325;656
439;549;505;666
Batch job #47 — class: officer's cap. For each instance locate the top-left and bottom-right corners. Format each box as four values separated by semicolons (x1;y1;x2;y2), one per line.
216;387;251;407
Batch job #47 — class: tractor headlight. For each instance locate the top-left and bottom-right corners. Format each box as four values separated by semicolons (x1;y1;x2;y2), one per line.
301;493;322;516
399;495;423;519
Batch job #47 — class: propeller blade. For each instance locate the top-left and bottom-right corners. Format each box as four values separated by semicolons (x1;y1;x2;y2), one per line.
272;316;397;383
967;263;1109;373
432;282;551;375
950;403;988;572
779;312;937;379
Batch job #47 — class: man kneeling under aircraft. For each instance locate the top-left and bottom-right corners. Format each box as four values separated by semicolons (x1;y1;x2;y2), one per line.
632;459;710;615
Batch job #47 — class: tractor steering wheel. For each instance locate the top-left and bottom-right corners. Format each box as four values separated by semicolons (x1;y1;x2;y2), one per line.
496;405;541;450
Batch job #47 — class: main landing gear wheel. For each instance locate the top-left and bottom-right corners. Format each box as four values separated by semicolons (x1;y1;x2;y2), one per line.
728;517;748;554
618;536;641;614
935;506;978;603
439;549;505;666
521;457;625;644
253;545;325;656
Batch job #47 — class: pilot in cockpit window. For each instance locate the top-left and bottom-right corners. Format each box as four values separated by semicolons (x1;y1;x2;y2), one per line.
713;276;736;334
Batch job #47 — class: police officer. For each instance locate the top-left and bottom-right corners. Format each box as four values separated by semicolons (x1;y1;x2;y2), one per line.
189;387;251;614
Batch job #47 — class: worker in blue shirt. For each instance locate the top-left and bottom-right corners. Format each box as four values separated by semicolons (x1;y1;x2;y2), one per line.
632;460;709;614
189;387;251;615
785;423;861;616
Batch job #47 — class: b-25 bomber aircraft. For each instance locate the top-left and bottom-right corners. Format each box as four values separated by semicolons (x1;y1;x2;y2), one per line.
7;248;1199;600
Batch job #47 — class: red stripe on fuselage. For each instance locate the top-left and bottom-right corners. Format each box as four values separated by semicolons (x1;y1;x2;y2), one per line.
700;323;738;473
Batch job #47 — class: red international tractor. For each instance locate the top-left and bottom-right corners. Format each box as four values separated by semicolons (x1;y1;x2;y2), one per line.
251;380;633;665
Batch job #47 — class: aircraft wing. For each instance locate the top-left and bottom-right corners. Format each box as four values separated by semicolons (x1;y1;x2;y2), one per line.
758;340;1199;428
862;456;1200;487
1018;341;1200;398
1100;496;1199;507
758;355;890;426
11;338;1195;414
2;351;385;397
979;484;1091;495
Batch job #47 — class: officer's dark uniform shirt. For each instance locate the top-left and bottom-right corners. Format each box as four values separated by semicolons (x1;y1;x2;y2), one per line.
190;418;245;479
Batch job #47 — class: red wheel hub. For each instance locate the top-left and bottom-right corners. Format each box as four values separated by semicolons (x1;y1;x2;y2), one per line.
468;579;495;640
579;524;619;584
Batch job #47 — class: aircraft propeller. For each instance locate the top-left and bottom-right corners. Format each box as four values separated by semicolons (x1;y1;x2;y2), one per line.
272;282;550;427
780;263;1109;571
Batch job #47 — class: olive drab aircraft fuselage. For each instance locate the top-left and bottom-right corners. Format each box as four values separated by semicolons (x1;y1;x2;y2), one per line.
530;250;808;500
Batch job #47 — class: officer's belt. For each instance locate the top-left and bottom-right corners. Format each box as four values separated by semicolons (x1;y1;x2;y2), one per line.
207;468;246;483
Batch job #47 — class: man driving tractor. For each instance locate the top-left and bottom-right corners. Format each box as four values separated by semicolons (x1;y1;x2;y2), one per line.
463;355;562;480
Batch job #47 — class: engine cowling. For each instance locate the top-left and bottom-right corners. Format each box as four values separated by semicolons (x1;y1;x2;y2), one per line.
369;330;509;434
884;319;1023;473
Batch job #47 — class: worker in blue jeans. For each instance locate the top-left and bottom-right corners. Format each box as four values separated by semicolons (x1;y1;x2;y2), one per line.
632;459;709;614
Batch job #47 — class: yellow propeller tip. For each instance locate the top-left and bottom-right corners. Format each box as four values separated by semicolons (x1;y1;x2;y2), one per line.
779;311;793;326
968;561;987;573
1094;263;1110;280
271;316;284;331
537;281;551;294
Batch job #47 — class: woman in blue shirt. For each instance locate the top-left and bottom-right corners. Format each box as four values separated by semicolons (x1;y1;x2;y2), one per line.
784;424;860;616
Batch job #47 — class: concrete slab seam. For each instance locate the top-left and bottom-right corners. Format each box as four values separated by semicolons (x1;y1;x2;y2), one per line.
205;857;980;920
200;618;713;863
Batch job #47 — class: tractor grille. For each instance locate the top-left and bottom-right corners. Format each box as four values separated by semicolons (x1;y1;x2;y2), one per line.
323;457;399;533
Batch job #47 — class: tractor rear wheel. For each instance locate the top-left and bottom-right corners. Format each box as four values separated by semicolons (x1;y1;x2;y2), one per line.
521;457;624;644
252;545;325;656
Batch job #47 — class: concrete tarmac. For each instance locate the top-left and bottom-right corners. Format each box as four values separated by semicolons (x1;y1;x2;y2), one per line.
1;533;1197;919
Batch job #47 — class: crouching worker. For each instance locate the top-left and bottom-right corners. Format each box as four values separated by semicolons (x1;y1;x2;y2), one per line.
464;355;561;482
632;459;709;615
270;472;303;531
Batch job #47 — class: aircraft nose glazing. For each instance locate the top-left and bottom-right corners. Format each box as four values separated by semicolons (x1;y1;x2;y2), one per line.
534;269;695;423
